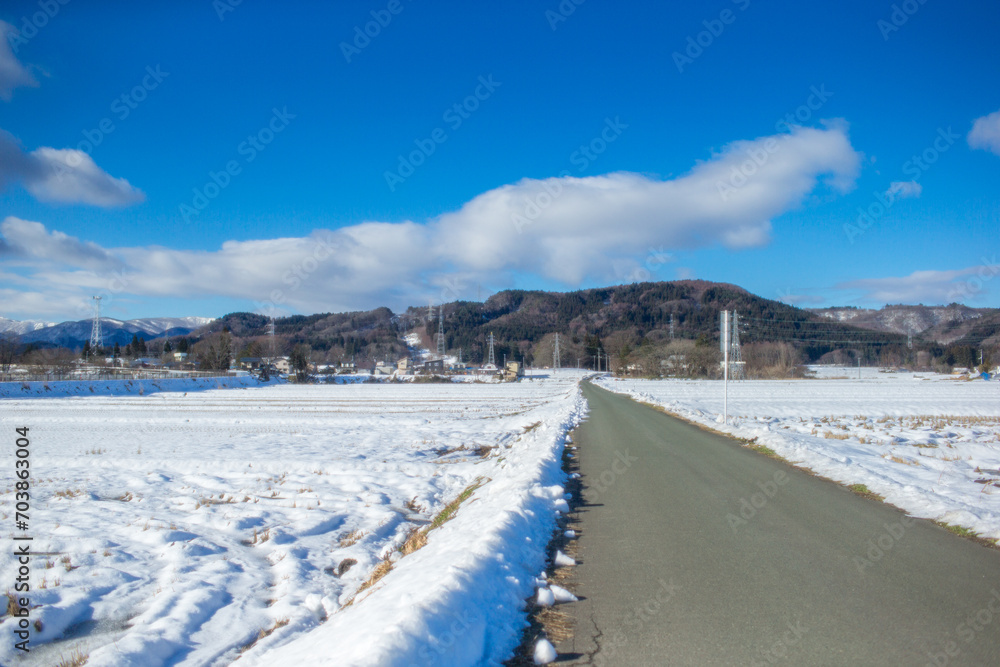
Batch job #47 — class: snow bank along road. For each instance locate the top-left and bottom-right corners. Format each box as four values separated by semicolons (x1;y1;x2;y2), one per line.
556;382;1000;665
0;374;587;666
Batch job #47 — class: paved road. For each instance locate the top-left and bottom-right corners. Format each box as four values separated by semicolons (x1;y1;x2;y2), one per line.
556;382;1000;666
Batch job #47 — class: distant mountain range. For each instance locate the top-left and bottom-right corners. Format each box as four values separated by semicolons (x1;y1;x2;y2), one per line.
808;304;1000;345
0;316;216;348
0;317;56;336
3;283;997;361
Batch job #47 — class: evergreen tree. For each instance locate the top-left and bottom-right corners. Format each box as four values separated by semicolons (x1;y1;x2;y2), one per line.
163;340;173;353
82;340;91;359
290;344;311;381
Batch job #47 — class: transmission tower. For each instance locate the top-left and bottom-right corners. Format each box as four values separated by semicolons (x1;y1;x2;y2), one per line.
486;332;497;368
436;305;446;357
729;311;746;381
268;317;276;361
553;333;561;371
89;296;103;352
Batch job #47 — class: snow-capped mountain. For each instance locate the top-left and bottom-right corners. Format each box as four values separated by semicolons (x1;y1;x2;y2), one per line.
808;304;995;345
8;316;216;348
0;317;57;336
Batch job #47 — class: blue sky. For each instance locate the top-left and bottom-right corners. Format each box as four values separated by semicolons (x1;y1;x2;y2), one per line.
1;0;998;322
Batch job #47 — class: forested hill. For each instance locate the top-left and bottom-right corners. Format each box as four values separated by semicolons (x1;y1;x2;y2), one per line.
194;280;964;369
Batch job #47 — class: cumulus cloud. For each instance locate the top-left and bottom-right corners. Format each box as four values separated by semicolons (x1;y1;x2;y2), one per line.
0;131;144;206
0;21;38;101
837;262;1000;304
435;124;859;284
5;124;862;319
0;217;123;271
968;109;1000;156
885;180;922;199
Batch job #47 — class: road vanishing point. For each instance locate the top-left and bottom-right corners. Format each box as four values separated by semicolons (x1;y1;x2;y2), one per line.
554;381;1000;666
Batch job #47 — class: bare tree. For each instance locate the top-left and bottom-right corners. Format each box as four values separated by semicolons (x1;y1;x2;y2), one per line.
194;331;234;371
0;332;19;378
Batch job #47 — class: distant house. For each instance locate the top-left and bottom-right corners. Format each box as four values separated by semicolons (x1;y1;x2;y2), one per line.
397;357;413;372
503;361;524;382
173;352;189;362
130;357;162;369
239;357;264;370
272;357;291;373
422;359;445;374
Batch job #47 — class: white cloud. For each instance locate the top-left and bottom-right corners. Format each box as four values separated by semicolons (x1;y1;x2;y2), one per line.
837;262;1000;304
0;21;38;101
886;180;922;199
24;147;146;206
0;131;144;206
0;217;123;271
3;124;862;319
968;109;1000;156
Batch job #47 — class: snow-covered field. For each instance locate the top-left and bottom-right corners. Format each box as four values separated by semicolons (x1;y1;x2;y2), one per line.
595;369;1000;542
0;372;587;666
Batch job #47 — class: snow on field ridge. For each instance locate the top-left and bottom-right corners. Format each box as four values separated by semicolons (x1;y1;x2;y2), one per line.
249;379;587;666
595;372;1000;542
0;373;587;666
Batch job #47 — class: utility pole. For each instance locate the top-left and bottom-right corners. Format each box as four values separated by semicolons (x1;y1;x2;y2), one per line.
723;312;730;423
669;313;675;341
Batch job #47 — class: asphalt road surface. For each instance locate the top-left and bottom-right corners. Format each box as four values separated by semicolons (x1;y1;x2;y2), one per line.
555;381;1000;666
